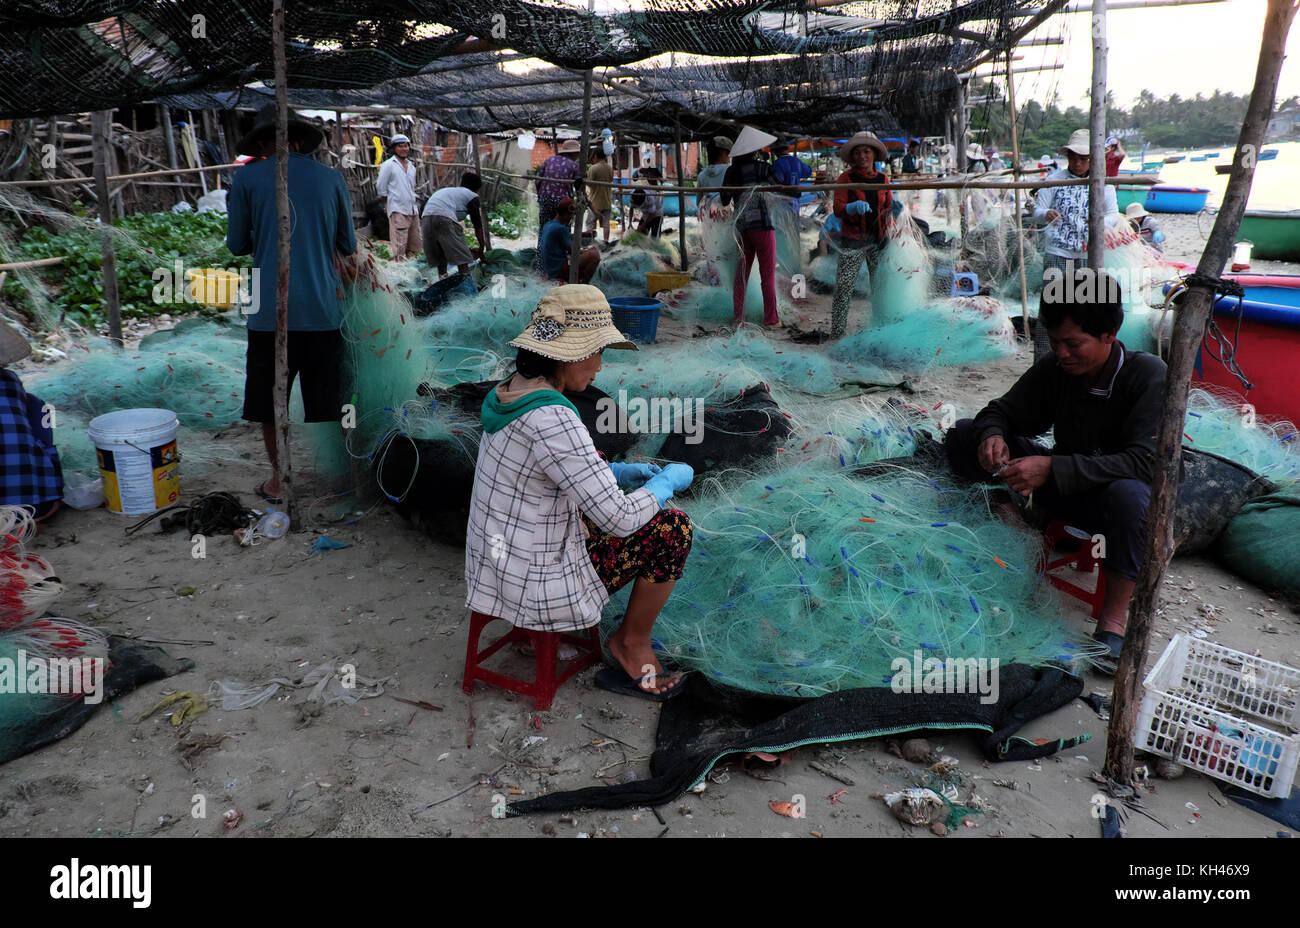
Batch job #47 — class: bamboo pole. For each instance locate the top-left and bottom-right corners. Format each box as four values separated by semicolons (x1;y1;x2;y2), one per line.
674;120;688;272
0;256;67;272
271;0;296;526
90;110;123;348
0;162;237;188
1006;51;1030;338
1087;0;1108;272
1104;0;1300;787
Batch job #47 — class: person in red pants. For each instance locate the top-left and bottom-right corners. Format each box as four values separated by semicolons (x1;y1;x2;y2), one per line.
720;125;784;328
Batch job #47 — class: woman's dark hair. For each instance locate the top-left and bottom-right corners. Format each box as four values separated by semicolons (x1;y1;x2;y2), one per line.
1039;267;1124;337
515;347;561;381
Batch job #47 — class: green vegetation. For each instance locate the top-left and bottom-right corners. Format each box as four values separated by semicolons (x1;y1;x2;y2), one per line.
2;210;249;327
488;200;527;239
968;87;1294;156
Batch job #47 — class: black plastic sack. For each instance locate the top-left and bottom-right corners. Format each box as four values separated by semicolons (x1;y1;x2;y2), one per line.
658;383;791;475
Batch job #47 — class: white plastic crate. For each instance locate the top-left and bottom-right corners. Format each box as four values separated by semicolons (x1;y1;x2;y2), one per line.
1135;634;1300;798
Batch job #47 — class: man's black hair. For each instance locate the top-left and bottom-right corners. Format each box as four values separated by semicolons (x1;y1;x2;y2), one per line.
1039;267;1124;337
515;348;561;381
461;172;482;191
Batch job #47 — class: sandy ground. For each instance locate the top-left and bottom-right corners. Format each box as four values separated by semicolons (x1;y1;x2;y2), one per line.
1;211;1296;840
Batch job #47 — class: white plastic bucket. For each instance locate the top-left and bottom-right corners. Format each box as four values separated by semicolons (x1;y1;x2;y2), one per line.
1231;240;1254;271
87;408;181;515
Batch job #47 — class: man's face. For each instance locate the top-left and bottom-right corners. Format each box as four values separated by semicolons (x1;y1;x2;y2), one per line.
557;206;575;224
1046;317;1115;377
1066;151;1090;176
394;142;411;158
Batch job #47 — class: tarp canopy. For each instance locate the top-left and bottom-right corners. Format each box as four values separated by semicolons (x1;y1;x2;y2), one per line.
1;1;1029;134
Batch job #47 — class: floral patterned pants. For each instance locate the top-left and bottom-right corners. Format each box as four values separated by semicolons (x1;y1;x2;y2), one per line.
583;508;693;593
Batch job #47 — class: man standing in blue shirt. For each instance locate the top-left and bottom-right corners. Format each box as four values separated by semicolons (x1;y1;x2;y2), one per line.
227;104;357;504
771;140;811;214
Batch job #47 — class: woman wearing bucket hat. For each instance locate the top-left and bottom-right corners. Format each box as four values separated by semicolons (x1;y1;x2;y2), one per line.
464;286;697;700
0;322;62;521
829;131;895;338
1125;201;1165;252
720;125;784;327
1030;128;1120;359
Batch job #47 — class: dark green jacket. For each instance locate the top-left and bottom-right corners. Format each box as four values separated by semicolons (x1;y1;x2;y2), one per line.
972;342;1167;494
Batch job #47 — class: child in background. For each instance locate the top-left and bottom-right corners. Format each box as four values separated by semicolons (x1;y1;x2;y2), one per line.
0;322;62;521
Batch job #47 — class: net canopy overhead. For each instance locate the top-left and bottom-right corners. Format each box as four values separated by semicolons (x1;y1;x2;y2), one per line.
2;0;1023;127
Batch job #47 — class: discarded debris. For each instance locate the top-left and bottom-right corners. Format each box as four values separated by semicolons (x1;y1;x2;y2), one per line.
882;788;946;826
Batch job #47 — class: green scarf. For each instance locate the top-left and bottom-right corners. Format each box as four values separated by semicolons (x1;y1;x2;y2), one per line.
480;384;580;433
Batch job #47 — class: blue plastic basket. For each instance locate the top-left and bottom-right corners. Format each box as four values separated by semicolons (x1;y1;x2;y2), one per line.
608;297;662;343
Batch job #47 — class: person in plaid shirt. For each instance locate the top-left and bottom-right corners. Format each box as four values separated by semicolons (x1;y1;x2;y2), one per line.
0;322;62;521
466;285;697;700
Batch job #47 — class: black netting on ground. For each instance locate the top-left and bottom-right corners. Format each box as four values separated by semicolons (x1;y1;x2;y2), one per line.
1;0;1024;121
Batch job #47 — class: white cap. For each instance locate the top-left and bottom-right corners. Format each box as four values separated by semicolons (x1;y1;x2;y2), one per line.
390;134;410;145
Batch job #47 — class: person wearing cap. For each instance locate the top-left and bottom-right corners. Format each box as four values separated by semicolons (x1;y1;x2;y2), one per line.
944;268;1166;675
695;136;733;219
830;131;895;338
227;103;357;505
632;166;665;237
1105;136;1127;178
1125;201;1165;253
421;172;491;278
535;139;583;233
1032;128;1121;358
771;140;812;215
465;285;697;699
539;198;600;283
376;133;421;261
0;322;62;521
585;146;615;246
720;125;786;328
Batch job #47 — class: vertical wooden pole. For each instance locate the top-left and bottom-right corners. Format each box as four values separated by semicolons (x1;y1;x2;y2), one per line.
1087;0;1108;272
955;79;969;172
271;0;296;525
1006;50;1030;337
674;121;688;272
1104;0;1299;786
570;48;595;282
90;110;123;348
334;110;343;153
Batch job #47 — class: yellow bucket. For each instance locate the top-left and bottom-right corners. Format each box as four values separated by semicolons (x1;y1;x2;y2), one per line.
186;268;242;309
645;270;691;296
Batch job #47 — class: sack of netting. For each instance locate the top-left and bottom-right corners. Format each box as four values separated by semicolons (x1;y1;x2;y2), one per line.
365;198;390;241
1172;448;1275;554
372;431;478;546
424;380;638;458
657;383;791;476
411;273;478;316
1216;489;1300;600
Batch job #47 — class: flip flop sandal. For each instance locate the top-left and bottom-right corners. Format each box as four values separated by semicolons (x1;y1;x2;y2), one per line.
594;664;686;703
255;481;284;506
1092;631;1124;676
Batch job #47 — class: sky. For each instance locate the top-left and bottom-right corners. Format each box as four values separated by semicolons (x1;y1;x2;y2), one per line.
1013;0;1300;108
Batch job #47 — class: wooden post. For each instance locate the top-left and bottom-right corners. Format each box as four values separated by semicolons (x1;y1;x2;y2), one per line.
955;79;969;172
1104;0;1300;786
334;110;343;153
674;120;688;272
569;35;595;283
271;0;296;525
1087;0;1108;272
1006;50;1030;337
90;110;123;348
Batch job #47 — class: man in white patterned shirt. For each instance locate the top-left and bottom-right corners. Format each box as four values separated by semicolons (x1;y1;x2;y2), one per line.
376;133;421;261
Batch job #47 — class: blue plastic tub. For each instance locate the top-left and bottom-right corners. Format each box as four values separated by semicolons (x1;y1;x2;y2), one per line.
608;297;662;343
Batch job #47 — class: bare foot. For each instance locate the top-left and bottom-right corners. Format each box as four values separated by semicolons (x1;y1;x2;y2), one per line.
607;631;681;696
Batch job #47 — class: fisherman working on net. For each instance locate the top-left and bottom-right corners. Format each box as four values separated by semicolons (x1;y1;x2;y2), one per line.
464;286;697;700
943;269;1166;675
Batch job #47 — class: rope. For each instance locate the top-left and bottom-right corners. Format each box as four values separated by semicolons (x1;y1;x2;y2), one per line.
125;491;257;536
1163;273;1252;391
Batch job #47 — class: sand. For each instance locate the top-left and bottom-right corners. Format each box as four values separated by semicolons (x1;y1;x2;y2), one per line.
2;216;1296;840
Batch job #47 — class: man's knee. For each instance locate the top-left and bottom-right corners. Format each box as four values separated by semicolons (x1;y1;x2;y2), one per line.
1100;479;1151;523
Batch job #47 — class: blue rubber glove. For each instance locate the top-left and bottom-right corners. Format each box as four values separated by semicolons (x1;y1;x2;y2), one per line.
1153;229;1165;244
845;200;871;216
659;462;695;492
641;473;676;507
608;461;661;490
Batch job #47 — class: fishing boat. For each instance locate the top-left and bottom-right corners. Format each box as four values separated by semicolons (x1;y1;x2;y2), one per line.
1141;160;1165;171
1215;164;1232;174
1237;210;1300;261
1259;148;1280;160
1192;274;1300;424
1190;154;1208;162
1119;185;1210;214
1206;152;1220;159
1164;154;1184;163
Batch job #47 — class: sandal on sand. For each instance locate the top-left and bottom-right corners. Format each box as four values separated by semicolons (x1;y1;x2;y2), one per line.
594;664;686;702
1092;631;1124;676
255;481;284;506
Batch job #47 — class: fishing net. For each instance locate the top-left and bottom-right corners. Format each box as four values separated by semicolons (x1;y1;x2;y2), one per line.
602;465;1094;697
1183;387;1300;489
829;296;1016;371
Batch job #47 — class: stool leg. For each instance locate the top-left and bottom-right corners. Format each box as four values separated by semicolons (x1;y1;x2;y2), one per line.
530;630;559;712
463;612;489;696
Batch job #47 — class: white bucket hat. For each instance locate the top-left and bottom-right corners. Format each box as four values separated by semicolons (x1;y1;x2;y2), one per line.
1125;201;1149;219
730;125;778;158
508;285;637;361
1059;129;1092;157
838;131;889;162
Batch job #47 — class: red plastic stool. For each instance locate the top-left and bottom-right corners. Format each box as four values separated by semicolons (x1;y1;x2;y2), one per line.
462;612;602;711
1041;520;1107;619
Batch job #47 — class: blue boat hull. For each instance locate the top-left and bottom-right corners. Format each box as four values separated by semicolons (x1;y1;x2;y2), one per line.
1140;185;1210;214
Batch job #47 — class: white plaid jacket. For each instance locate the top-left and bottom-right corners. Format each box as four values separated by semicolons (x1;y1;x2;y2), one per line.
465;403;660;632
